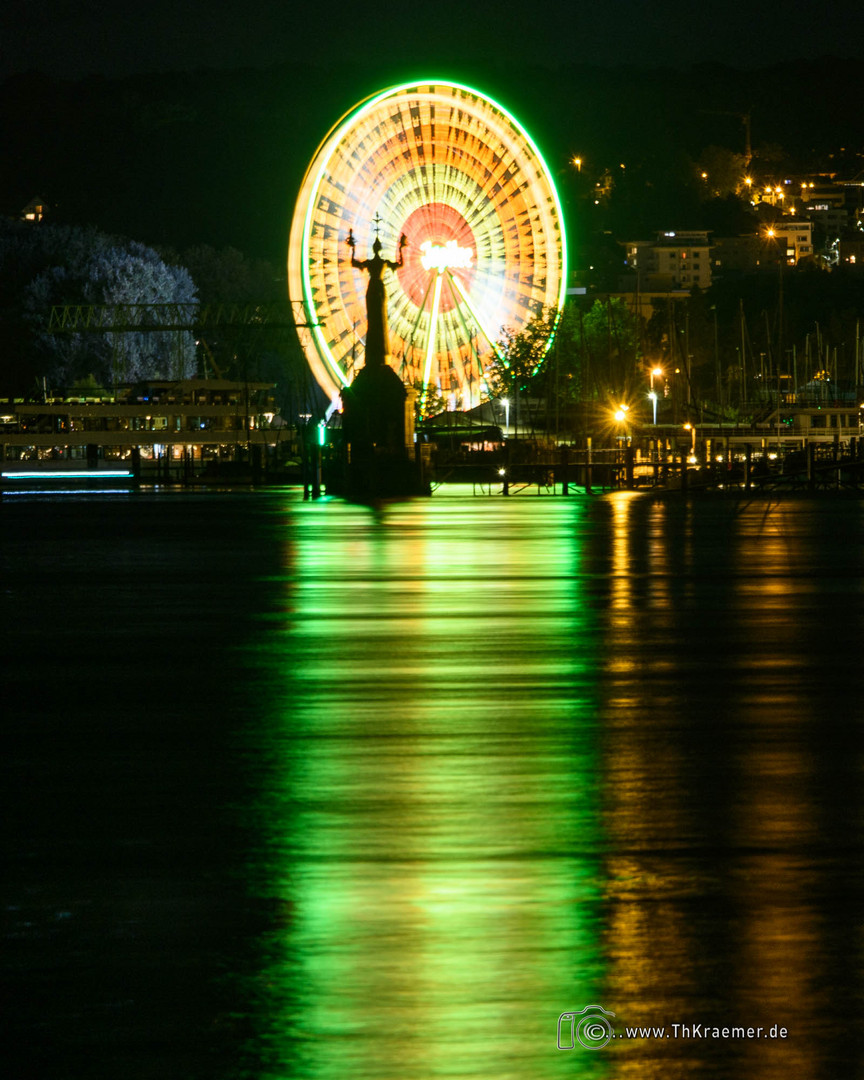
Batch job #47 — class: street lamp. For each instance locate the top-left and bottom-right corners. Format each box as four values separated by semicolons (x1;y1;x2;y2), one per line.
613;404;630;461
647;366;663;425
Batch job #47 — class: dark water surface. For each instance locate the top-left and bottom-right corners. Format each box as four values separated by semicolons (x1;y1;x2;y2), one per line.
4;489;864;1079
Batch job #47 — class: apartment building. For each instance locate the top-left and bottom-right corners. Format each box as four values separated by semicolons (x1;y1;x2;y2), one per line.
625;230;713;290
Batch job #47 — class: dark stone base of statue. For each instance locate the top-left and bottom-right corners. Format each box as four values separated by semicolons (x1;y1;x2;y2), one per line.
342;362;407;453
328;364;429;501
327;447;429;502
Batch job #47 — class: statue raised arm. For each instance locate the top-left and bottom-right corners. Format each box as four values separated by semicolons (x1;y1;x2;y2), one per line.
346;229;407;274
385;233;408;271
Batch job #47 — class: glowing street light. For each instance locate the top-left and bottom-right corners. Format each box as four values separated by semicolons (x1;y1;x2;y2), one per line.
572;156;582;172
647;366;663;424
614;403;631;456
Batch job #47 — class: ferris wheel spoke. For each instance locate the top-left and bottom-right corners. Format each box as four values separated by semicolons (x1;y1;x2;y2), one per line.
405;273;435;380
421;274;444;411
438;306;470;404
445;272;487;400
447;274;506;366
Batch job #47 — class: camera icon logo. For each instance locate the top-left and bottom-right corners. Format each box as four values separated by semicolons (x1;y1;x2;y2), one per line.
558;1004;617;1050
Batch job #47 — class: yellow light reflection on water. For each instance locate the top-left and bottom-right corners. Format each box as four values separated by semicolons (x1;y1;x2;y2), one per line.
243;497;607;1080
596;494;859;1078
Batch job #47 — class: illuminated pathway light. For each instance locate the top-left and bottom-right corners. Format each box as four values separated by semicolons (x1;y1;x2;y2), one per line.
288;80;567;412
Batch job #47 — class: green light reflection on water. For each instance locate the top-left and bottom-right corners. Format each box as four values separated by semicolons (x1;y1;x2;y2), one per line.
244;496;608;1080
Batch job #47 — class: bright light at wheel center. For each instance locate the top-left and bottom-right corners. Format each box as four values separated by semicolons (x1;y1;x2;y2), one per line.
419;239;473;272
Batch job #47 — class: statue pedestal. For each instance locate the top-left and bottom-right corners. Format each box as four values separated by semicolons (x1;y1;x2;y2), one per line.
341;362;407;453
333;364;428;500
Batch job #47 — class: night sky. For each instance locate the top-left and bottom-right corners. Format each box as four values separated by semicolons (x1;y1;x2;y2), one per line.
2;0;864;262
3;0;864;81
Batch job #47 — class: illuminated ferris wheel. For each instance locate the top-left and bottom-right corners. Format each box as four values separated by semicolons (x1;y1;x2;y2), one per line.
287;80;567;411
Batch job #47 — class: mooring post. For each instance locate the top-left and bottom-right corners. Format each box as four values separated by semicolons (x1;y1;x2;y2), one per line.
625;443;635;489
312;443;321;499
833;432;841;489
301;433;310;500
585;435;592;494
415;440;424;492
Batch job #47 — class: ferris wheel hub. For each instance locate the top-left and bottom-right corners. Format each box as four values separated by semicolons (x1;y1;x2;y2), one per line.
420;240;474;273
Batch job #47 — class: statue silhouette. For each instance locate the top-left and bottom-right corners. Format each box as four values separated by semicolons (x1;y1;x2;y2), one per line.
335;224;425;497
347;228;407;368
